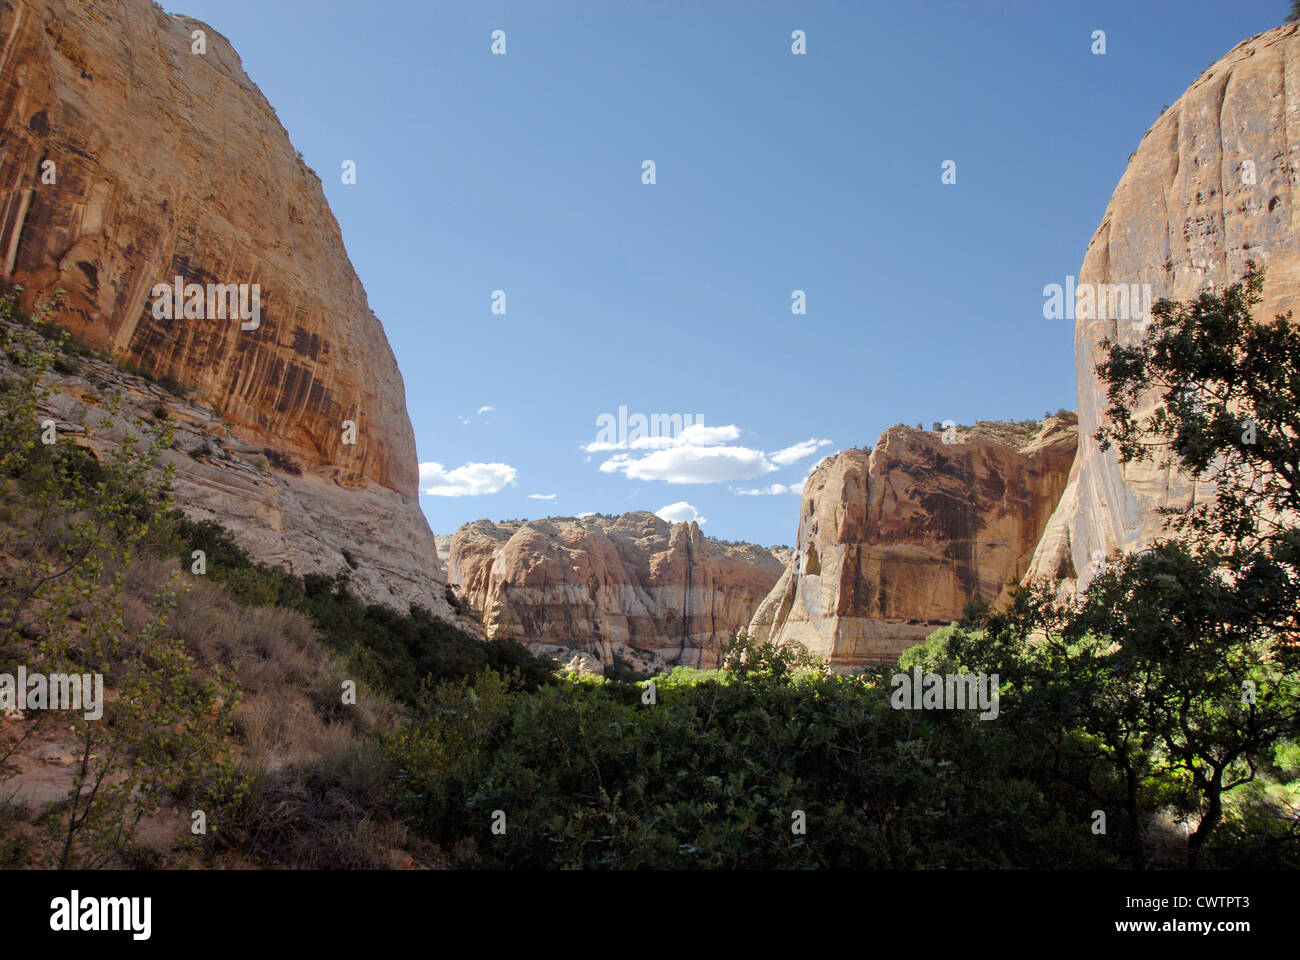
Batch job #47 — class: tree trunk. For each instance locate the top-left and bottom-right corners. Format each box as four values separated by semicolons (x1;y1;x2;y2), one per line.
1187;768;1224;870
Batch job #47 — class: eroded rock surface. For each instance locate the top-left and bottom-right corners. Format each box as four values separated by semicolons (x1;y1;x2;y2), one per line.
749;418;1077;667
448;512;786;674
0;0;449;613
1030;24;1300;589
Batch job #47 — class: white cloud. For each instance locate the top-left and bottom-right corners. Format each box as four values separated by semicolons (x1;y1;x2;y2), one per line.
734;483;803;496
769;437;832;466
577;511;597;518
676;423;741;445
477;405;496;415
419;461;517;497
582;423;741;453
656;501;706;525
588;422;833;486
528;493;557;500
600;444;776;484
630;423;741;450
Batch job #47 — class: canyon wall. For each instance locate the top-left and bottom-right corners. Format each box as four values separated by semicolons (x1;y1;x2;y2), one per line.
447;512;786;673
1029;24;1300;590
749;418;1077;668
0;0;450;613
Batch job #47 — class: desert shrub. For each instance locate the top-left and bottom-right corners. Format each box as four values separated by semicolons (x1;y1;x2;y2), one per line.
156;372;186;397
0;804;31;867
295;574;554;702
213;739;416;869
387;651;1112;869
112;355;155;382
443;582;468;615
147;511;556;706
262;447;301;476
0;317;240;867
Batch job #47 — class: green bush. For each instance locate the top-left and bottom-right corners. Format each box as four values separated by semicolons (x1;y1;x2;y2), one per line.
149;512;555;705
385;638;1114;869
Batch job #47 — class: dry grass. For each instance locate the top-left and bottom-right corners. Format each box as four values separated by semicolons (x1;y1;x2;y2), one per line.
124;556;396;765
122;557;435;867
4;550;434;868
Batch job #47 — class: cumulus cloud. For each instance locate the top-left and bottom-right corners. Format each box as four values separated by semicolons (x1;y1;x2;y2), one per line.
583;423;742;453
587;420;833;485
477;405;496;415
419;461;517;497
655;501;706;525
768;438;832;466
733;483;804;496
528;493;557;500
577;511;597;518
600;444;776;484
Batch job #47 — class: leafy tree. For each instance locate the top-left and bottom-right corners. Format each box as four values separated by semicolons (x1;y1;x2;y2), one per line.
1097;261;1300;568
1287;1;1300;24
944;263;1300;867
720;630;828;681
1089;261;1300;864
957;595;991;629
0;296;240;867
1075;546;1297;865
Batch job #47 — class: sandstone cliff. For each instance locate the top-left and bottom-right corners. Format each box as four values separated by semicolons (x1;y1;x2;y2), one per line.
748;417;1077;668
435;534;452;577
447;512;786;674
0;0;450;614
1029;24;1300;590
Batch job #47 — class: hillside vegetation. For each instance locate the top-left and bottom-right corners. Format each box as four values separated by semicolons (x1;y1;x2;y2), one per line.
1;286;1295;869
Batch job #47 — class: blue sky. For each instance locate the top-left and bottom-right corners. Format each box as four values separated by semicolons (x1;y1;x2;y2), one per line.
174;0;1283;547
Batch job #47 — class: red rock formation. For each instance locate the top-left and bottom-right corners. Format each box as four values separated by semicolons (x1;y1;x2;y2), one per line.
0;0;449;612
1030;24;1300;590
448;513;786;673
749;418;1077;668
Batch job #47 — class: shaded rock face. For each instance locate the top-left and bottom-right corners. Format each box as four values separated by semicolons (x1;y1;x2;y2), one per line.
1030;24;1300;590
447;513;786;674
0;0;448;612
749;418;1077;668
434;534;452;578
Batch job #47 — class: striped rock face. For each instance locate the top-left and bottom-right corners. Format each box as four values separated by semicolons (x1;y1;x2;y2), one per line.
0;0;449;611
749;419;1077;668
1029;24;1300;590
448;512;787;674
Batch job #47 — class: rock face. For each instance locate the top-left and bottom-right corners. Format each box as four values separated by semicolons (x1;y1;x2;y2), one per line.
4;322;452;615
749;418;1077;668
1029;24;1300;590
434;534;452;577
0;0;449;613
447;513;787;673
